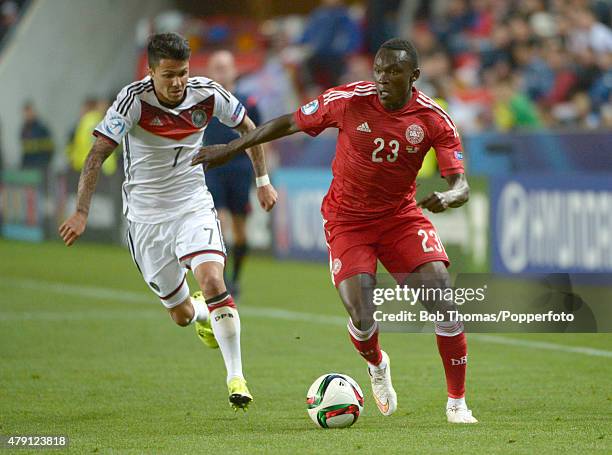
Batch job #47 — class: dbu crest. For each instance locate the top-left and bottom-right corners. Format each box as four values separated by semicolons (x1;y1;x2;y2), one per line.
406;124;425;145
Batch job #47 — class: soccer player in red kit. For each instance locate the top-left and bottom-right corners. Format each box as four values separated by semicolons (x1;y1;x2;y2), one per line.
192;38;478;423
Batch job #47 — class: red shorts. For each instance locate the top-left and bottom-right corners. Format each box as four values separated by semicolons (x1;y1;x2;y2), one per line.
323;208;449;287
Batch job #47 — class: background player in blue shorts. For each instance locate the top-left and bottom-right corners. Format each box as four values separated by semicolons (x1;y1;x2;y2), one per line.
204;50;262;298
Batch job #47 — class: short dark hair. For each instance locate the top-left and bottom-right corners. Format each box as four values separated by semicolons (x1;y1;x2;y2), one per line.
147;33;191;68
379;38;419;67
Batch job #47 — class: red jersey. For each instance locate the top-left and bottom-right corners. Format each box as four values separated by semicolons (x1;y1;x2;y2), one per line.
294;82;464;221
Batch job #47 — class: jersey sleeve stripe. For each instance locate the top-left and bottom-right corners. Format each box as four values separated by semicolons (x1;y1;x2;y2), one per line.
211;85;230;102
115;80;149;110
323;85;375;99
323;89;377;105
346;80;373;87
417;92;458;128
117;81;152;116
187;83;231;103
418;92;455;117
416;96;459;137
209;81;231;99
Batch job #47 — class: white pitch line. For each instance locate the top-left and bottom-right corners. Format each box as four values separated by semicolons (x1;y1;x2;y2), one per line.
0;278;610;358
469;334;612;358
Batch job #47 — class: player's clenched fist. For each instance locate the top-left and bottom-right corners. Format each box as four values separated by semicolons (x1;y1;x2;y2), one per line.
256;184;278;212
58;212;87;246
191;144;236;169
417;191;450;213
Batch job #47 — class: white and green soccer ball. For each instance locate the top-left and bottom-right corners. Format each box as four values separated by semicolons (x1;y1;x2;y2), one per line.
306;373;364;429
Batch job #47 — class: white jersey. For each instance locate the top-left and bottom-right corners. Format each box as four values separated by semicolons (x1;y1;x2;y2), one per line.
94;76;245;224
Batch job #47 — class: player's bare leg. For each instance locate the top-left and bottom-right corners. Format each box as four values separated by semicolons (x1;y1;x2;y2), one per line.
411;261;478;423
338;273;397;416
193;260;251;410
167;294;210;328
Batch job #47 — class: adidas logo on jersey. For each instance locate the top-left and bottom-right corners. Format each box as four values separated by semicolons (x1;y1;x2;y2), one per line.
150;116;163;126
356;122;371;133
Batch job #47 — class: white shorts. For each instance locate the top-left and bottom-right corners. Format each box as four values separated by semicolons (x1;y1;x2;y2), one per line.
126;208;226;308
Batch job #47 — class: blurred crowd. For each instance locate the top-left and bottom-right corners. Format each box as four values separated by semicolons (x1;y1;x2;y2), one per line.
402;0;612;132
5;0;612;174
146;0;612;133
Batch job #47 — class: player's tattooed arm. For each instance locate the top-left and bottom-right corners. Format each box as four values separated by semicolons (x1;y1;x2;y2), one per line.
417;173;469;213
75;137;116;215
192;113;300;167
234;115;279;212
58;136;116;246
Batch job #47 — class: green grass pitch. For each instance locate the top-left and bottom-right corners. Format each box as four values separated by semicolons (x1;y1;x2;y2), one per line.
0;239;610;454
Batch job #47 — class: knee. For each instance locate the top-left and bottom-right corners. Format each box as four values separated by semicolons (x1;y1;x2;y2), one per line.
170;313;191;327
346;303;374;331
338;274;376;330
194;263;227;297
168;300;194;327
201;273;226;297
415;261;451;288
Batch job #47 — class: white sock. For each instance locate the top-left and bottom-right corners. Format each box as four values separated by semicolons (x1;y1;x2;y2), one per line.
189;297;209;324
447;396;467;409
368;359;387;372
210;306;243;382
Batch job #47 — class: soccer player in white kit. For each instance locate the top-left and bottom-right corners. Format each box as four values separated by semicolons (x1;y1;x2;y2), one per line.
59;33;277;410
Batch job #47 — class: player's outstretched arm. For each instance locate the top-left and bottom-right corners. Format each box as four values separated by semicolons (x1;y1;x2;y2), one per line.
417;173;470;213
58;137;116;246
234;115;278;212
191;113;301;168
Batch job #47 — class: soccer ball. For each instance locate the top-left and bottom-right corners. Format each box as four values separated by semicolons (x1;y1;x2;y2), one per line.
306;373;364;429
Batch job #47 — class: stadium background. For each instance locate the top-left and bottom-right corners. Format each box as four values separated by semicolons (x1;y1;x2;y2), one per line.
0;0;610;453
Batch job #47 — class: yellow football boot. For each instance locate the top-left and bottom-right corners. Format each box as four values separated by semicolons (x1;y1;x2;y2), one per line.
228;377;253;411
192;291;218;349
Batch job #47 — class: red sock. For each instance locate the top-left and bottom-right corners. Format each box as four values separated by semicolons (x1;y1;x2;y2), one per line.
436;332;467;398
347;320;383;365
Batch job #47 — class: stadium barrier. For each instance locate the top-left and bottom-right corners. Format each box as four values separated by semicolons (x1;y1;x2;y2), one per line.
490;174;612;275
0;169;124;244
0;170;45;242
463;131;612;174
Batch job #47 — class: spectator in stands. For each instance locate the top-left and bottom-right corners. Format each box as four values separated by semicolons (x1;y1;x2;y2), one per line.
493;77;541;131
512;41;553;102
297;0;362;90
65;97;97;168
0;0;19;43
147;0;611;133
589;51;612;110
600;95;612;128
20;101;54;170
430;0;475;55
538;41;578;110
68;97;117;176
568;7;612;56
364;0;401;53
